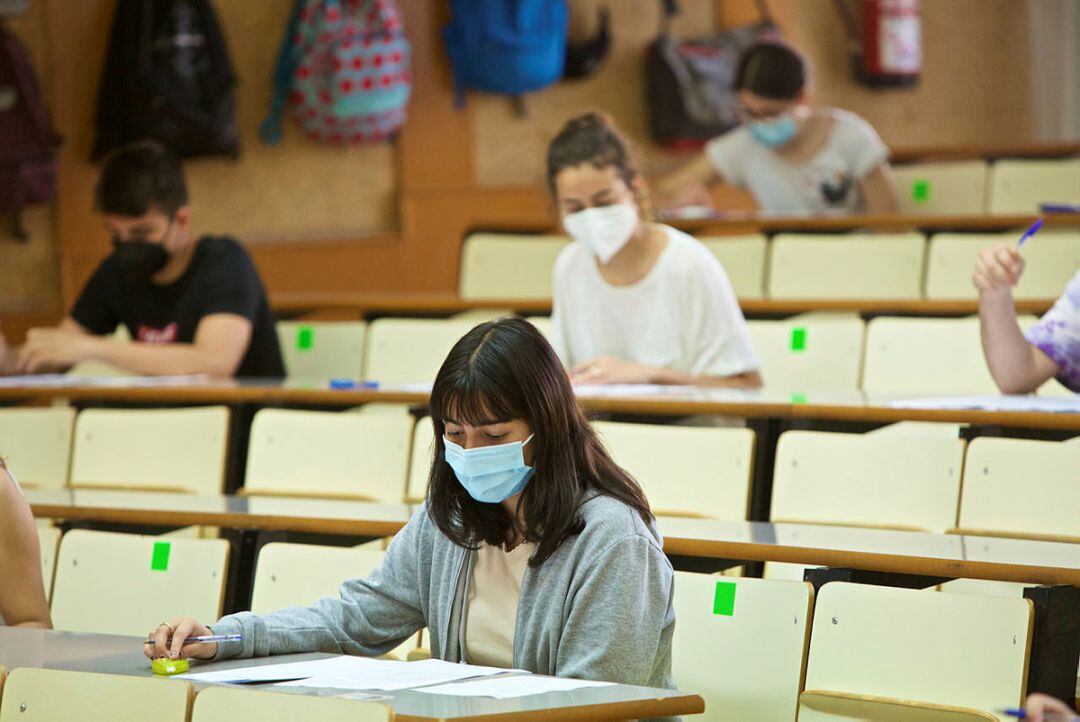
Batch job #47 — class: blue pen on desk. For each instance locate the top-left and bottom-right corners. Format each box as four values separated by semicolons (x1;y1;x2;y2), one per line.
1003;709;1027;719
1016;218;1044;248
329;379;379;390
143;634;243;646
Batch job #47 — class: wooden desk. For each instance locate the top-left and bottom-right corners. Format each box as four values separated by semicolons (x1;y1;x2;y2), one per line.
0;628;703;722
27;490;1080;587
889;141;1080;162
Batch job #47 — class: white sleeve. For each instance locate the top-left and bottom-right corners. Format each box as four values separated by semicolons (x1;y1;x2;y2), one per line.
549;252;573;370
684;251;761;378
836;112;890;179
704;129;749;188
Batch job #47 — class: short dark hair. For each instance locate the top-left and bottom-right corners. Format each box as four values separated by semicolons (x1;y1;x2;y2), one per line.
425;317;653;566
94;140;189;217
734;41;809;101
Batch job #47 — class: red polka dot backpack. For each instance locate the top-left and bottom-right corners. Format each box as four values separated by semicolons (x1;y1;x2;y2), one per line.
261;0;411;145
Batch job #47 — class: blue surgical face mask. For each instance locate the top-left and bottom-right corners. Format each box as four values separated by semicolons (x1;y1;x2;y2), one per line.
748;113;798;148
443;434;535;504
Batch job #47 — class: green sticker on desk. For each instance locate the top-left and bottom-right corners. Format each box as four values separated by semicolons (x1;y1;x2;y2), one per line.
296;326;314;352
912;179;931;202
151;541;171;572
790;327;807;352
713;581;736;616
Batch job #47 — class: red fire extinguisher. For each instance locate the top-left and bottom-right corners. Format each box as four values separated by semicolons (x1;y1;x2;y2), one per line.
835;0;922;88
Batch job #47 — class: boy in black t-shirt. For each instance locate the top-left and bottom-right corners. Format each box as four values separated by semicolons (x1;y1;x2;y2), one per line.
0;141;284;378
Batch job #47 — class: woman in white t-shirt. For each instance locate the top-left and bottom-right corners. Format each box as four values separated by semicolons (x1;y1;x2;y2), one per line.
548;112;762;387
0;459;52;628
657;41;899;216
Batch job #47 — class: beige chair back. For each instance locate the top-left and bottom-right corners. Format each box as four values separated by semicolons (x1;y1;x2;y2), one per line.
0;408;76;490
70;407;229;494
673;572;812;721
51;529;229;636
768;233;926;299
699;234;768;299
592;421;755;519
746;313;865;390
0;668;192;722
277;321;367;381
245;409;412;501
459;233;570;299
892;161;989;215
799;582;1032;720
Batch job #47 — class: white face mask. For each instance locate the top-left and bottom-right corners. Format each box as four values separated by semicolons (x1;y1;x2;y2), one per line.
562;203;639;264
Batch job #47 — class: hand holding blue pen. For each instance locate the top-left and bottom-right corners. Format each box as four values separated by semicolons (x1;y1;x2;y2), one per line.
142;633;242;646
1004;693;1080;721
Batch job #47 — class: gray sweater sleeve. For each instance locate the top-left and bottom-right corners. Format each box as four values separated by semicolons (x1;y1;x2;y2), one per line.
209;512;428;660
556;533;676;689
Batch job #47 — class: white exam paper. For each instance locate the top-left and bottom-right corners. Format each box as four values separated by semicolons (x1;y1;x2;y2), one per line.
886;395;1080;413
272;657;522;691
415;674;615;698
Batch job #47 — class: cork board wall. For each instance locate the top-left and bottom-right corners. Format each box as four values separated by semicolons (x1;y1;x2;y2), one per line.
470;0;1034;189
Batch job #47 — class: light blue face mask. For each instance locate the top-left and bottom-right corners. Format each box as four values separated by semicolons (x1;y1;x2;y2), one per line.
443;434;535;504
748;113;798;148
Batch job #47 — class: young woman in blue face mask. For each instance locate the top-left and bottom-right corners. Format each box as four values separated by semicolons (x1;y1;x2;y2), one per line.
144;318;678;701
657;41;899;216
548;112;762;387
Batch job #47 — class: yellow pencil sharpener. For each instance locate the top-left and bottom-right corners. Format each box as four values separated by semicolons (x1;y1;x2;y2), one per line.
151;657;190;676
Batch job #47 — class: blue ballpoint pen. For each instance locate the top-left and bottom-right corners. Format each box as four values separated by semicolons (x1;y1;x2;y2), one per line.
1016;218;1044;248
143;633;242;645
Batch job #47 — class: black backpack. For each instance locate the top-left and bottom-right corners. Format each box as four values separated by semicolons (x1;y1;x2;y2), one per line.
92;0;239;160
644;0;779;150
0;22;60;240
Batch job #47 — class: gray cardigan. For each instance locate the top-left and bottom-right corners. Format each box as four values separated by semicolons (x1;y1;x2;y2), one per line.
210;494;676;705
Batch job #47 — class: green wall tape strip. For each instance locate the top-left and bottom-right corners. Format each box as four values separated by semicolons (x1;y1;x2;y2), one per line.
151;541;171;572
713;580;736;616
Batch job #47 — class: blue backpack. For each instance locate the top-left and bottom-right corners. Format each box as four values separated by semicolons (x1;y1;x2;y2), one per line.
443;0;567;106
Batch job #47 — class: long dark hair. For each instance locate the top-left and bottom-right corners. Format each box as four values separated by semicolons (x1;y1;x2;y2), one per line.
425;317;653;565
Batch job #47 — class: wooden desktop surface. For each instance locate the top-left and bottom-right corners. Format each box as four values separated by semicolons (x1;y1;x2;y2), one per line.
0;628;704;722
27;490;1080;586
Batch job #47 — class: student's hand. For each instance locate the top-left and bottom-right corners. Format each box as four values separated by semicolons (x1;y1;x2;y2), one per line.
973;244;1025;295
17;328;99;373
144;617;217;661
1025;693;1077;722
571;356;655;385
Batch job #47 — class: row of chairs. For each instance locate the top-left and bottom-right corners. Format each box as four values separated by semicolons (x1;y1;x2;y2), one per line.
9;405;1077;543
278;313;1071;395
458;228;1080;301
0;667;390;721
24;527;1036;721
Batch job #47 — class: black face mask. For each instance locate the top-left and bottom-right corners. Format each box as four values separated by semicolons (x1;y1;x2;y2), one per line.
112;238;170;285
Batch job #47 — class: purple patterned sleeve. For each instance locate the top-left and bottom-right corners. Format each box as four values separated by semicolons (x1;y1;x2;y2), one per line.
1024;270;1080;392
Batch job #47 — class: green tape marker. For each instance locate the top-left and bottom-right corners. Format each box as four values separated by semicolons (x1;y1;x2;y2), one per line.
790;327;807;352
912;179;931;202
296;326;314;351
791;392;808;404
151;541;171;572
713;581;736;616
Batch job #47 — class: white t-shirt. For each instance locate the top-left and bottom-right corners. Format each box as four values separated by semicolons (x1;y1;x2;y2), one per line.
551;224;760;378
705;108;889;214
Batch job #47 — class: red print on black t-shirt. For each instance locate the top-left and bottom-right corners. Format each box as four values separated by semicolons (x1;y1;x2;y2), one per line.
137;323;179;344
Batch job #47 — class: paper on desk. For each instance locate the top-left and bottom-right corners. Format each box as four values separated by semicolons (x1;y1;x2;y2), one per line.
0;374;209;388
272;657;522;691
414;674;615;698
573;383;696;397
886;395;1080;413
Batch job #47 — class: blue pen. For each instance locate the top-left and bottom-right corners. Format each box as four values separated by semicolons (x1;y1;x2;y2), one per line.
143;633;242;646
1002;709;1026;719
329;379;379;390
1016;218;1044;248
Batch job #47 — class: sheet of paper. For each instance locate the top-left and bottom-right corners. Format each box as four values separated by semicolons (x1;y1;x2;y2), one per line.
886;395;1080;413
271;657;521;691
414;674;615;699
0;374;209;389
573;383;697;397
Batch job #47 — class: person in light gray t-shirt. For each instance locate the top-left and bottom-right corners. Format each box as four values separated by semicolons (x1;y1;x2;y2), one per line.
657;40;899;216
